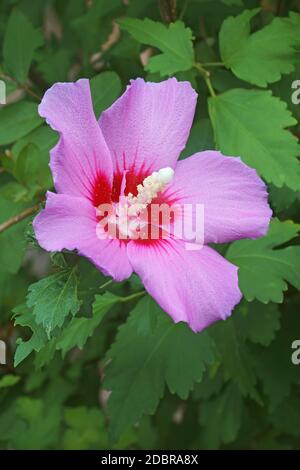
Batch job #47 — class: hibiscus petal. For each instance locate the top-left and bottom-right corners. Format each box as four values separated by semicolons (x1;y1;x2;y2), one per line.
127;238;242;332
164;151;272;244
33;192;132;281
38;79;113;201
99;78;197;174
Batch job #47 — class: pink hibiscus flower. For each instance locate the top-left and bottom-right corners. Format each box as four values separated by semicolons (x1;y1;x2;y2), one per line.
33;78;272;332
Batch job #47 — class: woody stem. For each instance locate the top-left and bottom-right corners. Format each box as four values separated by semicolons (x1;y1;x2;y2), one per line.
0;204;40;234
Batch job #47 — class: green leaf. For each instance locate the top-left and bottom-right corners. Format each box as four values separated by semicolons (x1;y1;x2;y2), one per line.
90;71;121;118
199;383;243;449
270;395;300;437
14;143;40;186
12;125;58;158
211;317;260;402
272;62;300;123
0;182;28;203
3;9;43;84
0;375;20;389
180;118;214;159
118;19;194;76
34;338;58;369
253;300;300;410
37;49;72;84
227;219;300;303
56;292;119;357
13;304;47;367
235;301;280;347
71;0;123;60
221;0;243;5
0;101;43;146
12;125;58;190
0;196;27;274
13;141;53;195
105;296;215;442
209;89;300;190
269;185;300;213
62;407;107;450
27;268;81;336
220;10;300;87
3;397;61;449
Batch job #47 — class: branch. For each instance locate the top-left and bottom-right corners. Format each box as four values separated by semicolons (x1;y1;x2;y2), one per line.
0;73;41;102
0;204;40;234
159;0;177;23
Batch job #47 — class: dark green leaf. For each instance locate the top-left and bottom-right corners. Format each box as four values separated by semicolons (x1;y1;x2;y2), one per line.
105;296;215;442
90;71;121;118
3;9;43;84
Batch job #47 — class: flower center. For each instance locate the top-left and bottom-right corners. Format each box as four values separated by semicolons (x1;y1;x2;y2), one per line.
97;167;174;240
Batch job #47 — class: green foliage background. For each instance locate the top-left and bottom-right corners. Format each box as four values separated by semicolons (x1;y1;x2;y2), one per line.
1;0;300;450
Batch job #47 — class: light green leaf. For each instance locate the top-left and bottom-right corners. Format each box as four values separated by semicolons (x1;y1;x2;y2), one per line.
227;219;300;303
0;375;20;389
62;407;107;450
0;101;43;146
220;10;300;87
3;397;61;449
209;89;300;190
27;268;81;336
3;9;43;84
90;71;121;118
105;296;215;442
119;18;194;76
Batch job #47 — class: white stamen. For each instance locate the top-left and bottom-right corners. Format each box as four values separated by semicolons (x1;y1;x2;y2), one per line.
98;167;175;238
157;167;174;184
127;167;174;216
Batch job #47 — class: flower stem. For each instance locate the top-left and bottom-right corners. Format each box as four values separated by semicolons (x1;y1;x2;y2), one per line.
202;62;224;67
179;0;189;20
194;62;216;98
203;74;216;98
99;279;113;290
119;290;146;303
